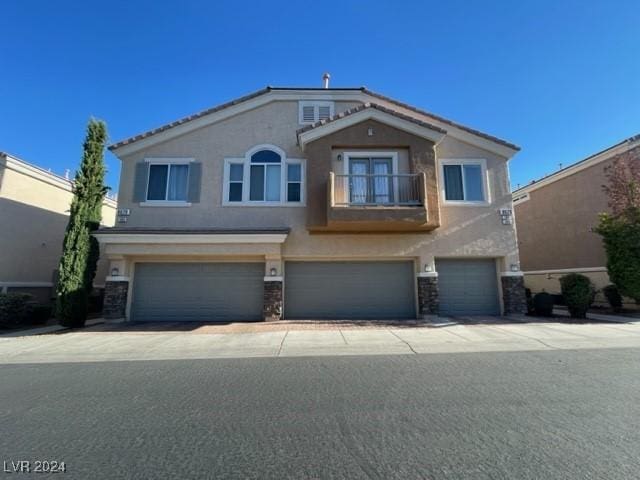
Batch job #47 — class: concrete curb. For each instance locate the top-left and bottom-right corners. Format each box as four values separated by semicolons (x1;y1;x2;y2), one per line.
0;318;105;338
553;308;633;324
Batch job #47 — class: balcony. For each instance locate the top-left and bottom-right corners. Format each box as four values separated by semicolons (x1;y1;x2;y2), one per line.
325;172;433;232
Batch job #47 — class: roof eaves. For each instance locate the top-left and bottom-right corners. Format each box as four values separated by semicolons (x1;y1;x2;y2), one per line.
296;102;447;137
362;88;520;151
268;86;367;91
108;87;273;151
512;133;640;194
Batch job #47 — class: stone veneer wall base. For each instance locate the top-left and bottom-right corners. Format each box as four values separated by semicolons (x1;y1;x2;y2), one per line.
417;276;439;317
103;281;129;319
501;275;527;315
263;280;283;321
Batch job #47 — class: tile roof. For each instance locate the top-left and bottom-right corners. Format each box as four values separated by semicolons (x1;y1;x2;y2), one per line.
108;87;272;151
362;89;520;151
108;85;519;152
296;102;447;136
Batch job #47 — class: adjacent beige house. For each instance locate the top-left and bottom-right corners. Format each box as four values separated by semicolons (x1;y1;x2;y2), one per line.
513;134;640;303
97;85;526;321
0;152;117;304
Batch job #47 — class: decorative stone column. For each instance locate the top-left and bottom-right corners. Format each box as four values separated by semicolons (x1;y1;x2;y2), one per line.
501;273;527;315
263;277;283;322
417;272;439;317
103;279;129;319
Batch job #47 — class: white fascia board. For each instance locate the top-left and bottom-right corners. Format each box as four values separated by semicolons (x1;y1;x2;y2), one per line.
513;137;640;197
110;89;518;159
298;109;446;150
1;154;118;208
93;233;288;245
1;154;73;192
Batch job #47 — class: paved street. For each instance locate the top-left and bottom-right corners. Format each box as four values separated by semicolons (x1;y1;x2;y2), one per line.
1;348;639;479
2;320;640;363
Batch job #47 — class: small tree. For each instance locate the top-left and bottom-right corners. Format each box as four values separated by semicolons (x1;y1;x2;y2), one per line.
56;119;108;327
595;147;640;303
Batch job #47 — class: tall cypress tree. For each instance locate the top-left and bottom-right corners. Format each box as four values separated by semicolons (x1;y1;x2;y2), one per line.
56;119;108;327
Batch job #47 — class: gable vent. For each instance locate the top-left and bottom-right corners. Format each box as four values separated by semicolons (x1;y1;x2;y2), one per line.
302;105;316;123
299;101;335;125
318;105;331;121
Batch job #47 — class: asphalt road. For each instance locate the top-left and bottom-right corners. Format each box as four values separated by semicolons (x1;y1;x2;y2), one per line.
1;349;639;479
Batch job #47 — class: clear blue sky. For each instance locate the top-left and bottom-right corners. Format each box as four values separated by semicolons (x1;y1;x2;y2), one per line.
2;0;638;193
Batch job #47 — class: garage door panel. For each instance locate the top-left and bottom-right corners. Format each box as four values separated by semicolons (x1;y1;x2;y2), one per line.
131;263;263;322
284;261;415;320
437;259;500;316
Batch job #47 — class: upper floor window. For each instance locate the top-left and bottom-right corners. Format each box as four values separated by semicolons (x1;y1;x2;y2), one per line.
440;159;489;205
299;101;334;125
223;145;305;206
146;161;190;202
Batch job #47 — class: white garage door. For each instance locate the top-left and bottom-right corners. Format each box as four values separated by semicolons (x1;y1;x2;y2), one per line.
131;263;264;322
436;259;500;316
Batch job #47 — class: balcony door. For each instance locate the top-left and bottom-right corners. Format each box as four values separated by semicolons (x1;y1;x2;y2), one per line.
348;157;393;204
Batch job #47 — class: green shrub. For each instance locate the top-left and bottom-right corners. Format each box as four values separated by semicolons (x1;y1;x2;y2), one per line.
30;305;52;324
560;273;595;319
533;292;554;317
525;288;535;315
0;293;34;328
602;284;623;312
596;213;640;303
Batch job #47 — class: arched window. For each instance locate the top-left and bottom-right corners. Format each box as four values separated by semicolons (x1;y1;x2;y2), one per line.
249;148;282;201
224;145;304;205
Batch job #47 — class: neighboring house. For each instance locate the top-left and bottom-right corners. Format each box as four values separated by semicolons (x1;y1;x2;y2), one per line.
96;83;526;322
0;152;117;304
513;134;640;304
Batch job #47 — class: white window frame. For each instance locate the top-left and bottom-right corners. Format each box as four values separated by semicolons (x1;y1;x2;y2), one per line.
298;101;335;125
141;157;193;207
342;151;399;204
439;158;490;206
222;144;306;206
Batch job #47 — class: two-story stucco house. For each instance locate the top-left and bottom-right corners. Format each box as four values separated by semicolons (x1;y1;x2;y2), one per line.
96;83;526;322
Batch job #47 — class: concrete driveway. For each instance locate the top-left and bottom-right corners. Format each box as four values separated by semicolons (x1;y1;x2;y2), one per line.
2;319;640;364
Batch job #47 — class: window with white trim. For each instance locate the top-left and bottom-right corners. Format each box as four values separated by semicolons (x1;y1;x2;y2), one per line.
440;159;489;204
146;162;190;201
223;146;305;205
298;101;334;124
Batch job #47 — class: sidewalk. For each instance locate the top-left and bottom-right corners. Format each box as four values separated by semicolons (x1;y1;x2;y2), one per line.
1;321;640;364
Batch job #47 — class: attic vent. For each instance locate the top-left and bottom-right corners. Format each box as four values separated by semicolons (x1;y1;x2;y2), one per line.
298;101;335;125
302;105;315;123
318;105;331;121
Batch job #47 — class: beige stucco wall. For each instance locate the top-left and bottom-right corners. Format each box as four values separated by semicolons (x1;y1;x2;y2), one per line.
514;158;615;272
115;99;519;272
0;157;116;295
